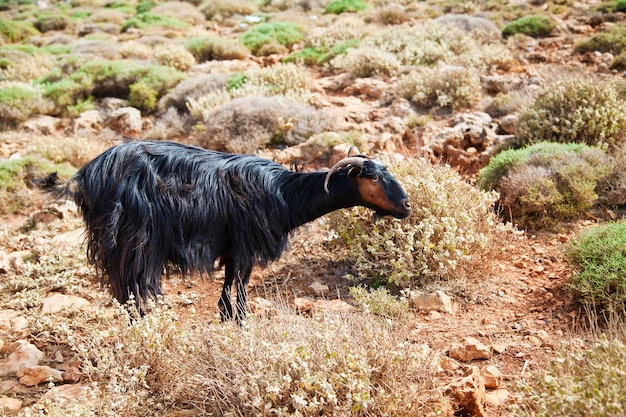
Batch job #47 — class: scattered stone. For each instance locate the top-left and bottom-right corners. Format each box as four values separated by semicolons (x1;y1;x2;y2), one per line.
312;299;355;315
249;297;277;318
41;294;91;314
293;297;314;314
39;384;85;405
0;310;22;332
449;337;492;361
409;290;458;315
0;380;18;394
440;355;461;371
485;388;510;407
0;396;22;413
74;110;105;135
18;365;64;386
491;343;507;354
23;115;61;135
51;228;84;247
0;341;44;377
480;365;503;389
308;281;329;296
107;107;143;138
62;366;83;383
444;365;486;417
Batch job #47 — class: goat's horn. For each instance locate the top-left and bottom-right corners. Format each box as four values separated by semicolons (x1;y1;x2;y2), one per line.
324;156;369;194
348;146;361;157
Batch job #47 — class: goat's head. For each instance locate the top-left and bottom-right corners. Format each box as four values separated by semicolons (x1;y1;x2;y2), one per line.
324;155;411;219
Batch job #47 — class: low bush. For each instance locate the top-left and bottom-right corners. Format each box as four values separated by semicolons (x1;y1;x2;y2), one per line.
329;157;516;287
0;154;74;215
515;337;626;417
477;142;613;230
34;13;70;32
575;23;626;55
152;43;196;71
284;39;359;66
199;0;256;22
501;15;556;38
184;36;249;62
0;18;39;42
121;12;189;32
349;286;409;320
40;60;186;113
0;81;53;126
194;95;334;153
515;78;626;150
325;0;368;14
239;21;304;56
565;220;626;310
395;65;482;110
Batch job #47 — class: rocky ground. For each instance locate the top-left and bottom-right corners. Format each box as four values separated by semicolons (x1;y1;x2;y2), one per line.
0;1;623;415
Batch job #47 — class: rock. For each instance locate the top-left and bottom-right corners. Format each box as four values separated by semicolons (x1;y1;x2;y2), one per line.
62;366;83;383
444;365;486;417
41;294;91;314
435;14;501;38
0;341;44;377
480;365;503;389
23;115;61;135
107;107;143;138
248;297;277;318
38;384;85;404
449;337;492;361
17;365;64;386
312;299;355;315
485;388;510;407
293;297;314;314
344;77;388;100
0;396;22;413
308;281;330;296
440;355;461;371
499;114;517;134
0;380;18;394
74;110;105;135
409;290;458;315
0;310;21;332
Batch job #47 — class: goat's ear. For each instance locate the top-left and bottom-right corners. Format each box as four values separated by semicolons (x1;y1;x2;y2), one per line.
348;165;362;177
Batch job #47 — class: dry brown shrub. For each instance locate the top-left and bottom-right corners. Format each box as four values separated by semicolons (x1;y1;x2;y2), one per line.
194;95;335;154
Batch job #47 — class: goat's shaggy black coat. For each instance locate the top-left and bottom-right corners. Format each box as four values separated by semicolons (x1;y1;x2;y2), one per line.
55;140;410;321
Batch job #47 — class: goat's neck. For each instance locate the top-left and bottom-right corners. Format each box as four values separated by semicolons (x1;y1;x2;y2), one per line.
279;170;357;231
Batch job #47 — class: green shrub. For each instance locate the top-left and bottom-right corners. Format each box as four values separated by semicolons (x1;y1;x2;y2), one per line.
40;60;186;114
501;15;556;38
0;81;52;125
121;12;188;31
325;0;368;14
395;65;481;110
34;13;70;32
239;22;304;56
184;36;249;62
477;142;613;230
575;23;626;55
329;158;516;287
565;220;626;310
515;337;626;417
0;155;74;214
284;39;360;66
0;18;39;42
349;286;409;320
515;79;626;150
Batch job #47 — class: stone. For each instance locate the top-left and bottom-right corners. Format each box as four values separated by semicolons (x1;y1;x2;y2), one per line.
74;110;105;135
41;294;91;314
308;281;330;296
0;341;44;377
312;299;355;315
51;228;84;247
39;384;85;404
0;380;18;394
23;115;60;135
449;337;492;361
0;396;22;413
444;365;486;417
499;114;517;134
107;107;143;138
62;366;83;383
18;365;64;386
293;297;314;314
485;388;510;407
0;310;21;332
409;290;458;315
480;365;503;389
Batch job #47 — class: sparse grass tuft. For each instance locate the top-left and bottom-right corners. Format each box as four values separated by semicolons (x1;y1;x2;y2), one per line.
325;0;368;14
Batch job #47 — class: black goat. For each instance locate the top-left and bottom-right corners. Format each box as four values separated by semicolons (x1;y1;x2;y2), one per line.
53;140;411;322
